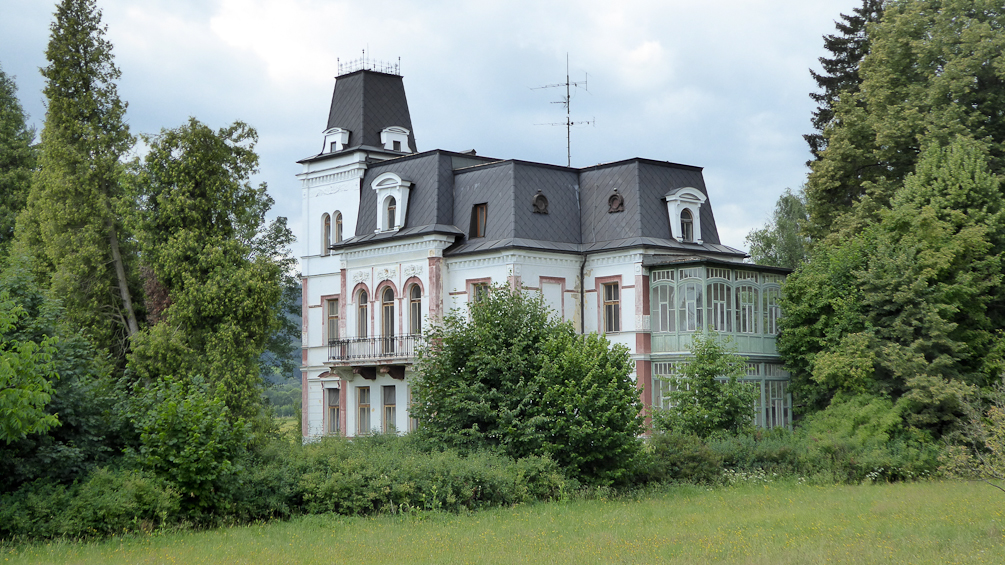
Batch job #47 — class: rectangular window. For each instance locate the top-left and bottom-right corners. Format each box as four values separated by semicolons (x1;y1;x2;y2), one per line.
603;283;620;333
652;362;683;410
735;285;758;333
766;380;791;429
706;282;732;332
393;140;402;151
383;385;396;434
763;287;781;335
650;284;675;333
679;267;701;280
408;386;418;432
650;269;674;282
357;386;371;435
678;282;703;331
327;388;340;434
327;299;339;341
471;203;487;238
472;282;490;303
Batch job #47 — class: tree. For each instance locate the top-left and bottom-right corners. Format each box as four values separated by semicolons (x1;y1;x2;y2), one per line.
126;119;296;422
651;333;757;438
804;0;883;161
744;187;809;269
0;292;58;444
804;0;1005;240
15;0;139;355
412;286;643;485
0;65;36;255
780;137;1003;435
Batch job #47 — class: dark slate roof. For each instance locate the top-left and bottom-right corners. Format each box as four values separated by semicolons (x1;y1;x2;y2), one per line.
335;148;745;260
324;70;417;153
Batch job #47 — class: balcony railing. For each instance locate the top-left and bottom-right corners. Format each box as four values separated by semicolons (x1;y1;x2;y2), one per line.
328;335;421;363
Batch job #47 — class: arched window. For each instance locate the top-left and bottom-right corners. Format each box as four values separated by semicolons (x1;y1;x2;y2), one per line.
357;290;368;337
381;287;395;338
387;197;397;230
680;209;694;243
322;213;331;256
334;212;343;243
409;285;422;335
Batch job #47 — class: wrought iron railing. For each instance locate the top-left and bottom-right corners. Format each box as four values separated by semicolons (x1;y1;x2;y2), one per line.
328;335;421;362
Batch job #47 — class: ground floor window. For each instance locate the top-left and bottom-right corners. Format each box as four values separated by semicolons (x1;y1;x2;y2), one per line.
326;388;340;434
383;385;397;433
357;386;371;435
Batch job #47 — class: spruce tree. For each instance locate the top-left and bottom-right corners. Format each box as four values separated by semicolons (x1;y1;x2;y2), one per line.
16;0;139;356
0;65;36;255
804;0;883;162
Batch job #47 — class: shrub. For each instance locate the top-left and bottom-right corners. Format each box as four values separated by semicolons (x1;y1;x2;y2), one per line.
0;468;180;540
644;432;723;484
126;376;249;516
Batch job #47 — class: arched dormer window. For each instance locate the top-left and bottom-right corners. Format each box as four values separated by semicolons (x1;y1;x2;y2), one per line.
371;172;413;232
334;212;343;243
680;209;694;242
380;126;411;153
665;187;708;244
322;213;331;256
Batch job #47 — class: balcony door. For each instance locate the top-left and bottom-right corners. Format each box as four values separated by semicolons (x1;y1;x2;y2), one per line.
382;287;395;355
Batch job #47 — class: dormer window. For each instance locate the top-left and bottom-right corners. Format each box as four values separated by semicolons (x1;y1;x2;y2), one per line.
681;209;694;242
665;187;708;244
471;203;487;238
380;126;411;153
371;172;412;232
323;127;350;153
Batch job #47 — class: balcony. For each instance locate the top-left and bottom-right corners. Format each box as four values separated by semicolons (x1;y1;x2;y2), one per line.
328;335;421;364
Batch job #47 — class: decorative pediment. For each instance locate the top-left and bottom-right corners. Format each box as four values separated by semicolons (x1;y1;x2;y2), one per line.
371;172;413;232
664;187;707;244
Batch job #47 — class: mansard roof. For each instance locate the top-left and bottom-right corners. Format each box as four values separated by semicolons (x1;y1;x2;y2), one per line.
331;151;744;259
324;69;417;153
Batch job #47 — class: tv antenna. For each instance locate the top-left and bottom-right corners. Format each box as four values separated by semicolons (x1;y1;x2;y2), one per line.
533;54;594;167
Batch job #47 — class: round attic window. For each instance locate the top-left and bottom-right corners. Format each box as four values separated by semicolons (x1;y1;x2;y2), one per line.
608;190;624;213
532;191;549;214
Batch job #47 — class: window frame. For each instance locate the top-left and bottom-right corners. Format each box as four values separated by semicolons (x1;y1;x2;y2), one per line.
471;203;487;238
326;387;340;434
322;213;331;256
383;385;396;434
603;282;621;333
680;208;694;242
409;284;422;335
357;386;371;435
325;297;339;342
334;211;343;243
357;289;369;338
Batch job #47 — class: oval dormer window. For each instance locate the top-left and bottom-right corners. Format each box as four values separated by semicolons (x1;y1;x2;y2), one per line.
387;197;397;230
681;209;694;242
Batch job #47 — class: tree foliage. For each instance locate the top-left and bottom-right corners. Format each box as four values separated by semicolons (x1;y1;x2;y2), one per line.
804;0;883;161
744;187;809;269
126;119;296;421
805;0;1005;239
780;137;1003;435
413;286;643;485
0;65;36;255
652;333;757;438
15;0;140;355
0;292;58;444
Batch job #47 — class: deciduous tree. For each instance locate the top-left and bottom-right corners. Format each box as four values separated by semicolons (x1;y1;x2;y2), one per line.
744;187;809;269
413;286;643;485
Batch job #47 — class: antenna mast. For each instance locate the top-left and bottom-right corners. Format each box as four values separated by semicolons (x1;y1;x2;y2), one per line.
533;54;593;167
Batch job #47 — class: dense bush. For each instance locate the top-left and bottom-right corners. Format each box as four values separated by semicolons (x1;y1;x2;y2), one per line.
0;468;179;540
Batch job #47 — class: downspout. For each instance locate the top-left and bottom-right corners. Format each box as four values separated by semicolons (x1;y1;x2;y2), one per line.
580;252;587;335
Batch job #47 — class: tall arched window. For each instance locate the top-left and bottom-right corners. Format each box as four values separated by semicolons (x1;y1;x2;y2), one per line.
334;212;343;243
357;290;368;337
381;287;395;339
680;209;694;243
387;197;397;230
409;285;422;335
322;213;331;256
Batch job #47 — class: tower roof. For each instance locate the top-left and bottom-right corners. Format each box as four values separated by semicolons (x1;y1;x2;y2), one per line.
325;69;417;153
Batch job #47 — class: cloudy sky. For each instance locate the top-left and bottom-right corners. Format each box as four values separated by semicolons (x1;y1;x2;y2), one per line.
2;0;857;258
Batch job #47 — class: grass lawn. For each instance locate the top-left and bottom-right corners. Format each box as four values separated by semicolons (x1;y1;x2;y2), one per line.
4;480;1003;564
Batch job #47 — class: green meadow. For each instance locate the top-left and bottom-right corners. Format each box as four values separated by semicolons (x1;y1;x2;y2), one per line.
5;480;1002;565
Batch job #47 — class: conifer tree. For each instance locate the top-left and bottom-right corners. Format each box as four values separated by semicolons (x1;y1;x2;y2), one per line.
0;65;36;255
804;0;1005;240
804;0;883;162
16;0;139;355
744;187;809;269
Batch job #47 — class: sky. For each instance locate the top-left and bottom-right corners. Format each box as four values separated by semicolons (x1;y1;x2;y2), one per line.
1;0;858;260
